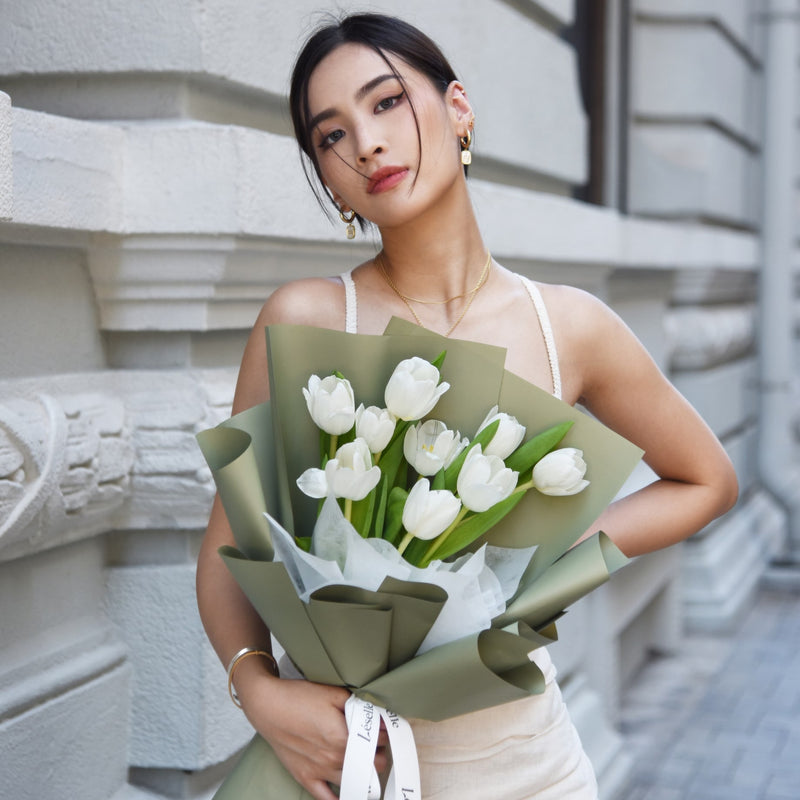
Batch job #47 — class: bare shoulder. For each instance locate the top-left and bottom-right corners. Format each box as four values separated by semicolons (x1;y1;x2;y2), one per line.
232;276;345;413
536;282;626;355
259;276;346;329
537;282;613;329
536;282;656;402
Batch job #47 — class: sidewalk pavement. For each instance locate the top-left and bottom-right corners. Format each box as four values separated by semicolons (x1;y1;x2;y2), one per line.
618;572;800;800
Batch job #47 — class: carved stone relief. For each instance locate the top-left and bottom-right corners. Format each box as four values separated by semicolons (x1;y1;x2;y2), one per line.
665;304;756;370
0;370;234;562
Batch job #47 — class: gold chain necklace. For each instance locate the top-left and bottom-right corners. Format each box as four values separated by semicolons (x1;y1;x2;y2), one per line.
377;250;492;337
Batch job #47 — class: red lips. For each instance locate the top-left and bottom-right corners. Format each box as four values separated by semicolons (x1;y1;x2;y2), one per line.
367;166;408;194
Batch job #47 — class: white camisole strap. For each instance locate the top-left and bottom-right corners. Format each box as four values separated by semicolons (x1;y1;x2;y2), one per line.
340;271;358;334
519;275;563;401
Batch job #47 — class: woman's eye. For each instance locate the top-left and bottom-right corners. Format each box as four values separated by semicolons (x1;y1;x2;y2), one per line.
320;129;345;148
376;92;404;112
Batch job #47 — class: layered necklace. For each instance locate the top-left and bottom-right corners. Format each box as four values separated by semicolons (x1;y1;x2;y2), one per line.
376;250;493;337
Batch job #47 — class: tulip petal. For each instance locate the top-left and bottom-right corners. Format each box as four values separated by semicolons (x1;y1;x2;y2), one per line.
296;467;329;498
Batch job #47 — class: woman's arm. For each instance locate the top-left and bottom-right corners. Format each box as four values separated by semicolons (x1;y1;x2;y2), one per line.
196;280;386;800
552;286;739;557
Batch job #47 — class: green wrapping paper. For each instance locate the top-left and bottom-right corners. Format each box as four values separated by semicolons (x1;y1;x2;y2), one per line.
196;322;644;799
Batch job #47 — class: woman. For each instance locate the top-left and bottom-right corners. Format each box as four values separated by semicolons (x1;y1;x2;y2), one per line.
196;13;738;800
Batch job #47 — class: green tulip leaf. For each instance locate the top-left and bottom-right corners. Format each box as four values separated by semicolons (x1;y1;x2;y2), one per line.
373;474;390;540
351;489;376;538
431;350;447;371
424;491;526;564
383;486;408;545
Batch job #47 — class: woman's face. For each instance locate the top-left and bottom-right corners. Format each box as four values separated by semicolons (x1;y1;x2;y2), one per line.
305;43;470;229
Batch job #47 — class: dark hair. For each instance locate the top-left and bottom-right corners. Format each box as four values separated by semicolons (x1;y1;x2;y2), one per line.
289;13;462;228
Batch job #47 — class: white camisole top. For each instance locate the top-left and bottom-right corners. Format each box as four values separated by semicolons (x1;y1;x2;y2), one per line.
339;271;563;400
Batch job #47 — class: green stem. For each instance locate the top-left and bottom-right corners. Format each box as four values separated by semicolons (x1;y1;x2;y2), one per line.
344;497;352;522
420;507;469;566
397;530;415;556
513;479;534;495
329;434;339;460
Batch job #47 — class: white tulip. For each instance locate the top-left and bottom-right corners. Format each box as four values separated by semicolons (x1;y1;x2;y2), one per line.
401;479;462;541
532;448;590;496
354;404;396;454
476;405;526;460
296;438;381;501
302;374;355;435
384;356;449;421
403;420;468;477
456;445;518;513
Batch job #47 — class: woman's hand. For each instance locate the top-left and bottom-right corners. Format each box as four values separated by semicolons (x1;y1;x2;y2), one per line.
234;661;388;800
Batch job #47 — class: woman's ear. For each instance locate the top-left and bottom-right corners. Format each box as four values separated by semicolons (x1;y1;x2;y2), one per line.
445;81;475;138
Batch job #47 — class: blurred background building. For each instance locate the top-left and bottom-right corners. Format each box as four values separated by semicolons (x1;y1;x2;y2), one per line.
1;1;798;798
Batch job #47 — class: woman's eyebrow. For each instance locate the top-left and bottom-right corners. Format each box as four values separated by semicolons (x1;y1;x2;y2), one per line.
308;74;398;131
355;73;397;100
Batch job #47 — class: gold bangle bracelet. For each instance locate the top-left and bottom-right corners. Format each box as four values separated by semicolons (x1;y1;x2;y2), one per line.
226;647;279;708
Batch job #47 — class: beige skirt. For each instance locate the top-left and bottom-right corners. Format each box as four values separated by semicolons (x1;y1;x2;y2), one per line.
408;649;598;800
278;647;597;799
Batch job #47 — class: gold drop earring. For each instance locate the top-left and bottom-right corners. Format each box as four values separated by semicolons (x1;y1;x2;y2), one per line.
460;119;475;166
339;208;357;239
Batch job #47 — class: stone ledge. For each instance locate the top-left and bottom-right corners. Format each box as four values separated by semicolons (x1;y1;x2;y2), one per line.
1;109;759;335
632;21;758;146
0;629;126;720
629;123;757;227
682;490;786;632
635;0;764;61
0;664;132;800
531;0;575;26
3;107;758;262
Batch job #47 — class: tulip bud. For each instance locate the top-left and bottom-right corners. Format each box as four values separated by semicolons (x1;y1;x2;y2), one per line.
403;420;468;477
355;404;396;454
476;405;526;460
401;479;462;541
384;357;449;421
302;374;355;435
532;448;590;496
456;445;518;513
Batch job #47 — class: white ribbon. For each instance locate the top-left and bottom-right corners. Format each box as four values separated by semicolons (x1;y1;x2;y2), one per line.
341;695;421;800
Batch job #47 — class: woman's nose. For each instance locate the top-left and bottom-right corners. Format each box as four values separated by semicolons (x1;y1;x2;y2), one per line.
355;124;385;163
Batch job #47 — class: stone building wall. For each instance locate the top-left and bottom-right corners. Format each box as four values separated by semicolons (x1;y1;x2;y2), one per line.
0;1;797;799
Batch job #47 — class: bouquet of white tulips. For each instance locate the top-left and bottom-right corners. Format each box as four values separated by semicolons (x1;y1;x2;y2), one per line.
296;352;589;571
197;320;643;800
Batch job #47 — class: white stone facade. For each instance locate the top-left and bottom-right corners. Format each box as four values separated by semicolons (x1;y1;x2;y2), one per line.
0;1;797;799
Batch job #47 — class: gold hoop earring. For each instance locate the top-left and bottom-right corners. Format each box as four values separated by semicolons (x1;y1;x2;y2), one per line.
460;129;473;166
339;209;356;239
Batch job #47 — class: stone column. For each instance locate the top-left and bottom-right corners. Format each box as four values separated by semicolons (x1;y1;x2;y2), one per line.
758;0;800;561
